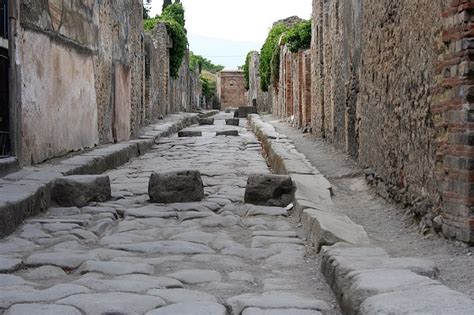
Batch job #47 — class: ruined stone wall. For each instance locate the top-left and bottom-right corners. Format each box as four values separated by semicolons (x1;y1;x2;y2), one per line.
271;45;311;129
310;0;474;243
247;52;271;112
94;0;144;143
16;0;100;164
170;51;201;113
217;71;247;109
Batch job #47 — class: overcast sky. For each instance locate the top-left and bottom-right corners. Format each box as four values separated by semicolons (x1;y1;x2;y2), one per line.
148;0;312;69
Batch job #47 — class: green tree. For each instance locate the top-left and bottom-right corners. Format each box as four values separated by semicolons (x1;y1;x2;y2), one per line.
189;52;224;74
162;0;172;11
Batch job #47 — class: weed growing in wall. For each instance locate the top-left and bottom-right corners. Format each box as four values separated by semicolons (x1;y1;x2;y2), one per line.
259;23;289;92
144;2;188;78
282;20;312;53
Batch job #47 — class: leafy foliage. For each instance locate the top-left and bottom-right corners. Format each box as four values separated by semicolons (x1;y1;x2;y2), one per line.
259;23;288;92
242;52;253;91
201;76;216;99
144;2;188;78
162;0;172;11
282;20;311;53
189;52;224;74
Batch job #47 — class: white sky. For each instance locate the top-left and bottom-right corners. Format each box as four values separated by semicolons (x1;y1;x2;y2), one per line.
148;0;312;69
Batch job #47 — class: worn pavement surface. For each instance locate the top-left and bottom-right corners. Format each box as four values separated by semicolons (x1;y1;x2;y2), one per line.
0;112;338;314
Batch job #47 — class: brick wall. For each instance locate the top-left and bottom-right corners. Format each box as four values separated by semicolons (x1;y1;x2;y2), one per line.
435;0;474;243
217;71;247;109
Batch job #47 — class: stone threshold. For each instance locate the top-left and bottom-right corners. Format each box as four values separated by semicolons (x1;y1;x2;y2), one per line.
248;114;474;314
0;110;218;237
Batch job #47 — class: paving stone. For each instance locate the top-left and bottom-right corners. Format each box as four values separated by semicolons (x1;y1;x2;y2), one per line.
0;274;35;287
245;174;295;207
100;232;154;246
109;241;215;255
167;269;222;284
242;308;322;315
26;252;99;269
42;223;81;233
263;278;296;292
252;230;298;238
52;175;111;207
359;285;474;315
149;171;205;203
78;260;154;276
0;256;23;273
229;271;255;283
48;207;81;216
170;230;216;245
57;292;165;315
124;207;177;219
216;130;239;136
199;214;240;227
147;288;218;303
74;277;179;293
251;236;304;248
227;291;331;314
146;302;226;315
23;266;66;280
0;284;89;309
4;304;82;315
265;249;304;266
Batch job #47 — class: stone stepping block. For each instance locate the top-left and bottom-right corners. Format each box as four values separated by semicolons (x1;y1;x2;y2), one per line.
245;174;295;207
199;118;215;125
52;175;111;207
216;130;239;136
149;170;204;203
178;130;202;137
225;118;240;126
234;106;257;118
146;302;226;315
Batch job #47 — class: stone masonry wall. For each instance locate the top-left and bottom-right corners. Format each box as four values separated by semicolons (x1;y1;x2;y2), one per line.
247;51;272;112
309;0;474;243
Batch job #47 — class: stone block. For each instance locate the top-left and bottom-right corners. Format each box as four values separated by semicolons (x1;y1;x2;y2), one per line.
302;209;370;250
244;174;295;207
198;118;214;125
178;131;202;138
225;118;240;126
149;171;204;203
216;130;239;136
235;106;258;118
52;175;111;207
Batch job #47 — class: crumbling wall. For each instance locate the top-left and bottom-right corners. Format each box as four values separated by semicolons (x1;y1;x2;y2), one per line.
247;52;271;112
94;0;144;143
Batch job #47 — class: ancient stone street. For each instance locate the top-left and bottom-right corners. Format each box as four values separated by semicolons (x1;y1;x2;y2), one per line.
0;113;338;314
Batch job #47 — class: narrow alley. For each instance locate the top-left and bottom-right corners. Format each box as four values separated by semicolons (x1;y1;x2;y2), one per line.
0;113;337;314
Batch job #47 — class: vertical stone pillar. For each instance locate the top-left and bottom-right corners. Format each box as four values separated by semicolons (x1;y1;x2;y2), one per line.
435;0;474;243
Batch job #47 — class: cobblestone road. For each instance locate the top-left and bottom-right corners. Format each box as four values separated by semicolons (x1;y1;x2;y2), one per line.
0;113;338;314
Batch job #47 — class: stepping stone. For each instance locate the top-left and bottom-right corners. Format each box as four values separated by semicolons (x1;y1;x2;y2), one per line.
225;118;240;126
78;260;154;276
5;304;82;315
234;106;257;118
147;288;218;303
199;118;215;125
167;269;222;284
149;171;204;203
245;174;295;207
52;175;111;207
216;130;239;136
57;292;165;315
146;302;226;315
178;131;202;137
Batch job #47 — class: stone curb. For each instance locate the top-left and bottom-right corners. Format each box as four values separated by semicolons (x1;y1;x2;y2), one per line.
248;114;370;250
321;243;474;314
0;111;215;237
